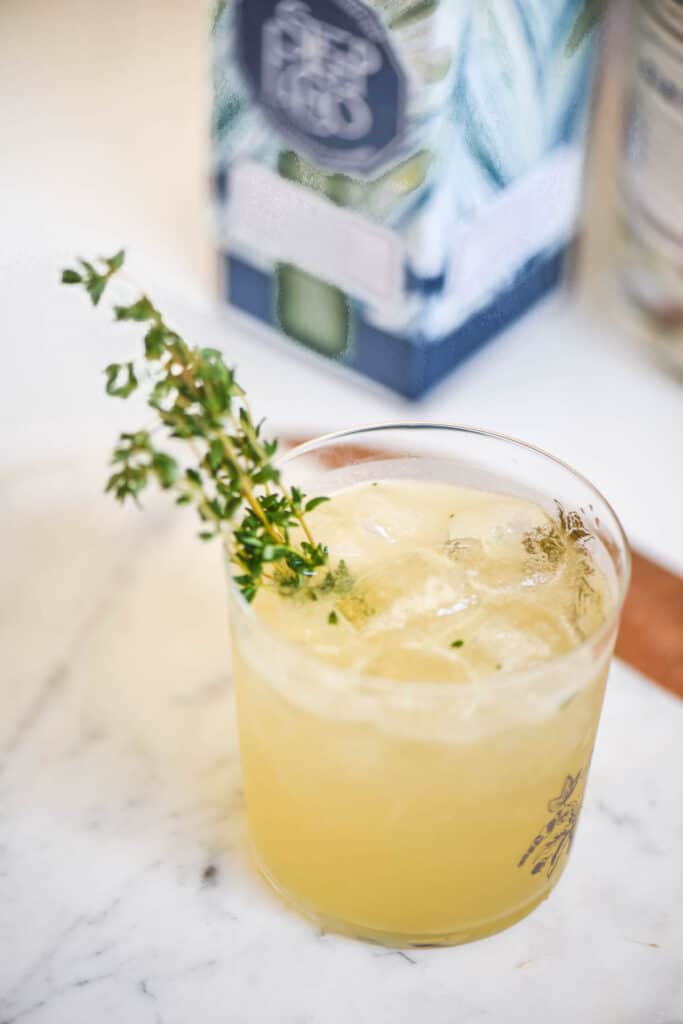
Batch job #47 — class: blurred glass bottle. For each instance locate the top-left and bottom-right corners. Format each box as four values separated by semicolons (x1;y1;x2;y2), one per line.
614;0;683;375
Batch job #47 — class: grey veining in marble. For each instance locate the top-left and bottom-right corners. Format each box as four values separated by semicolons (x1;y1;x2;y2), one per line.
1;462;682;1024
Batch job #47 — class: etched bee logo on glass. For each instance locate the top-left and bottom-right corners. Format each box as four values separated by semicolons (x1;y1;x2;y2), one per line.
518;770;586;880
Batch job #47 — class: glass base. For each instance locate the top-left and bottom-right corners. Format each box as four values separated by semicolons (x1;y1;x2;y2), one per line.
256;856;554;948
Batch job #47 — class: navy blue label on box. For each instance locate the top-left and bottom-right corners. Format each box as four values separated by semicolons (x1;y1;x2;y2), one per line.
234;0;406;177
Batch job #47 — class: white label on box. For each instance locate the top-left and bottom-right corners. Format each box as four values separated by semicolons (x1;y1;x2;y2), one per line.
417;144;584;338
447;145;583;315
225;160;404;309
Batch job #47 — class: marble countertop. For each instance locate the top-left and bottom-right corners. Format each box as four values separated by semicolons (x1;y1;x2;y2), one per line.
1;461;682;1024
1;2;682;1020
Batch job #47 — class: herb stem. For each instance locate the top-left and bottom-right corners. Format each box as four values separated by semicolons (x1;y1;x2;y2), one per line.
61;250;330;602
218;432;285;545
283;482;317;547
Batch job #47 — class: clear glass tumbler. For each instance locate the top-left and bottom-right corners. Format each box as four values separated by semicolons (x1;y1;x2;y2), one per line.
228;425;630;946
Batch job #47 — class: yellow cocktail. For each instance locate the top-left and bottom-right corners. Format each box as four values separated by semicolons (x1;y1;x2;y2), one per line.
229;426;629;945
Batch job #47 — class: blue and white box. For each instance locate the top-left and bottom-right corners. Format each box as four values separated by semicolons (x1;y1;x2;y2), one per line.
212;0;600;397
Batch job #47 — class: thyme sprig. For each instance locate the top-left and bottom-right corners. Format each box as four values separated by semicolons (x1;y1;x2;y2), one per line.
522;501;598;636
61;251;329;601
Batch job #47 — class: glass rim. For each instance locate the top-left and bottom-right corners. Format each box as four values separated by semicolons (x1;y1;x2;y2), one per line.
228;422;632;696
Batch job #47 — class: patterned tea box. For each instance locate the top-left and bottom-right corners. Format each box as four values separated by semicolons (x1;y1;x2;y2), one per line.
212;0;600;397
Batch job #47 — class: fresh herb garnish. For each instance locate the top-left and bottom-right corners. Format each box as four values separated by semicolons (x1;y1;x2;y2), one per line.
522;501;598;637
316;560;354;596
328;611;338;625
522;501;592;568
61;251;332;602
450;639;464;649
336;588;375;627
